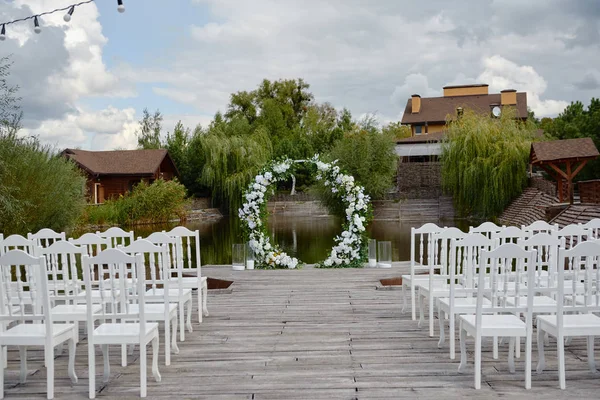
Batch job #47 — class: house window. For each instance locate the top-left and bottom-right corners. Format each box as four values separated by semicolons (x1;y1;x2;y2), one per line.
414;125;422;135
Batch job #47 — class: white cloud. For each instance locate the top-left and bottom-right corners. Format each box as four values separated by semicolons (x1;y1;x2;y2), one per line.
477;55;569;117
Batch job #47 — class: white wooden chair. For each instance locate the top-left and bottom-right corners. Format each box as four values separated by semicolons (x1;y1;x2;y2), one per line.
69;233;112;256
469;221;504;240
491;226;527;247
555;223;590;250
582;218;600;239
0;250;77;400
145;232;193;341
401;223;445;320
165;226;208;323
417;227;466;337
27;229;66;249
120;239;179;366
536;240;600;389
1;235;38;256
522;221;559;238
458;243;537;389
83;249;161;399
437;233;493;359
97;227;134;248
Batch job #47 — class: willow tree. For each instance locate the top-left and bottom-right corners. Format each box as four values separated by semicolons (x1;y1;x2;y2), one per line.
441;109;537;219
200;116;273;211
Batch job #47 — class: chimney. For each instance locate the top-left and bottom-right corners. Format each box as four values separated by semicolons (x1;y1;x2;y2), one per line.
501;89;517;106
411;94;421;114
443;84;489;97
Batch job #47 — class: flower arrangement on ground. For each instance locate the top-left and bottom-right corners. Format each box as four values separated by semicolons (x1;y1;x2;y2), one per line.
238;155;372;269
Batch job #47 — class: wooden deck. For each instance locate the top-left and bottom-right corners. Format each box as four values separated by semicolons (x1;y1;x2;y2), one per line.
5;265;600;399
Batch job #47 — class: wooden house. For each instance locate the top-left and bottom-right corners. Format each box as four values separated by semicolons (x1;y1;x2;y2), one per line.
62;148;180;204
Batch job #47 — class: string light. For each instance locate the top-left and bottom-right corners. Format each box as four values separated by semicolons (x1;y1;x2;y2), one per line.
0;0;126;41
64;6;75;23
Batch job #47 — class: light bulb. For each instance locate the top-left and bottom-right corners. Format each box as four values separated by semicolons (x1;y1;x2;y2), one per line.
0;25;5;41
34;16;41;34
64;6;75;22
117;0;125;13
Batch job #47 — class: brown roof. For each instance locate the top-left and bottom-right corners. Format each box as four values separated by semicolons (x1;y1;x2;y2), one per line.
530;138;600;164
62;148;175;176
400;92;528;125
396;131;446;144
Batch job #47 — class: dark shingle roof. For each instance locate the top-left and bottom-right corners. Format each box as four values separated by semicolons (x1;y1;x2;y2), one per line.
400;93;528;125
530;138;600;164
62;148;171;176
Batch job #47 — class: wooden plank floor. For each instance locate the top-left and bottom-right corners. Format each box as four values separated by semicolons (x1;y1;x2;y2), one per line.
4;264;600;399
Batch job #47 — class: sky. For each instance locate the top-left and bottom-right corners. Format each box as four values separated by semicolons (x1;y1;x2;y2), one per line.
0;0;599;150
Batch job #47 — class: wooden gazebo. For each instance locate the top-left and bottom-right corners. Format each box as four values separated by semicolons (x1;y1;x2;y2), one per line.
530;138;600;203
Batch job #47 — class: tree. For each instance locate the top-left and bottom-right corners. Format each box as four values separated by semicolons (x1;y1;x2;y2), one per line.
441;109;537;219
544;99;600;181
0;56;21;135
382;121;411;140
137;108;163;149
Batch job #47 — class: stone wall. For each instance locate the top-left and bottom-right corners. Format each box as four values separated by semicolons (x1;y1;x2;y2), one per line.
396;161;443;199
529;176;557;198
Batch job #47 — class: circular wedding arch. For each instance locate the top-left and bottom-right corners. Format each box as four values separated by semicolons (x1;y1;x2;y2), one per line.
238;156;372;269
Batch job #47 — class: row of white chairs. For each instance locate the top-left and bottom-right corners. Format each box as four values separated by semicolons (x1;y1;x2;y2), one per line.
0;226;208;399
402;219;600;390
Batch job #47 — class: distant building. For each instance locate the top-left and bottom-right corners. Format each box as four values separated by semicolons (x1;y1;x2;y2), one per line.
62;148;179;204
396;84;528;161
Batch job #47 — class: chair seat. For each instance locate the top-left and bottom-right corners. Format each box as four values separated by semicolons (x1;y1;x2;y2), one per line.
438;296;492;313
537;314;600;336
146;288;192;302
169;276;207;289
0;323;76;346
52;304;103;320
93;322;159;345
402;274;444;284
129;303;178;320
77;289;121;301
505;295;557;313
460;314;526;337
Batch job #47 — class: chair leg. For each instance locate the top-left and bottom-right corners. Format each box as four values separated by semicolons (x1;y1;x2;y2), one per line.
525;331;532;390
411;284;416;320
88;344;96;399
458;327;467;373
45;345;54;400
587;336;596;372
493;336;498;360
401;283;406;313
67;338;77;384
171;315;179;354
101;345;110;383
202;280;209;317
508;338;516;373
418;292;424;328
536;327;546;374
186;299;193;333
165;319;171;366
0;345;4;399
429;294;435;337
18;346;27;384
437;308;445;349
121;344;128;367
140;343;147;398
152;336;161;382
558;334;566;390
475;334;482;389
450;314;456;360
179;301;185;342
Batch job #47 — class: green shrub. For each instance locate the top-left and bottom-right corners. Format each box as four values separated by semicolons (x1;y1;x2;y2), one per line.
0;132;87;235
82;179;189;226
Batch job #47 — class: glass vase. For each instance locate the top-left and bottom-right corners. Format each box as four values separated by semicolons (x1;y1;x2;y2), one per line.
377;241;392;268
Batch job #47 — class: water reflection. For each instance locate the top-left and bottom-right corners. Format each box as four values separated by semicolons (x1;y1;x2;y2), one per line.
123;216;469;265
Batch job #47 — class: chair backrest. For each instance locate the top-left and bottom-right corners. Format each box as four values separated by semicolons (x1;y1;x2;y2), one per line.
411;223;445;275
1;234;38;256
476;244;536;330
97;227;134;248
451;233;493;291
40;241;86;296
469;221;504;240
82;249;146;341
582;218;600;239
556;241;600;323
27;228;66;249
492;226;527;247
69;233;111;256
166;226;201;273
555;223;589;249
0;250;52;330
119;239;170;295
520;233;560;288
522;220;559;237
432;227;466;277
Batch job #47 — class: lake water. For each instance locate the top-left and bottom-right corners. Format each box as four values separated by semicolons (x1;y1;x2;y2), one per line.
130;216;470;265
